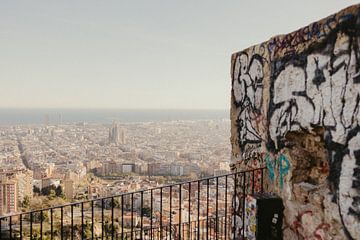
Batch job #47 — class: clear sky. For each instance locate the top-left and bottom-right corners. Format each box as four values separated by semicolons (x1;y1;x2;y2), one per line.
0;0;358;109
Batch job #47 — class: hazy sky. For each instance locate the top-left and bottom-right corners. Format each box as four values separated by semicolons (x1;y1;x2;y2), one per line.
1;0;358;109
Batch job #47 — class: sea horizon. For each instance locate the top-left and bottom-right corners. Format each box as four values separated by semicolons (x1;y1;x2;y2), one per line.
0;108;229;126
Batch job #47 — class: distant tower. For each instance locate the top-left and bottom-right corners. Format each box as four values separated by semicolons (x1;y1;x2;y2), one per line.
109;122;123;145
109;123;119;144
121;128;126;144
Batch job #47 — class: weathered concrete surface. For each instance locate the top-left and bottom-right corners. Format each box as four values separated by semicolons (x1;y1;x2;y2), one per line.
230;4;360;240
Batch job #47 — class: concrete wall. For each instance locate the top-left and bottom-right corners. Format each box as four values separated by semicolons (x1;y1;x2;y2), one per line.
230;4;360;239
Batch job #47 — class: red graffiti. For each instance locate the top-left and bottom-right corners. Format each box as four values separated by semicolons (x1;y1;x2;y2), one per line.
291;211;331;240
314;223;331;240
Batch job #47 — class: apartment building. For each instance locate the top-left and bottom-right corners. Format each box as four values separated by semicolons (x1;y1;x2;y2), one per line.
0;179;17;216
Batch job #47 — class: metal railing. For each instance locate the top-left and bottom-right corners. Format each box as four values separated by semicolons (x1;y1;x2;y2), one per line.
0;167;266;240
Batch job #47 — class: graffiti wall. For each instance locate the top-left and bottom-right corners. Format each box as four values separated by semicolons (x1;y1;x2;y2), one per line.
231;4;360;239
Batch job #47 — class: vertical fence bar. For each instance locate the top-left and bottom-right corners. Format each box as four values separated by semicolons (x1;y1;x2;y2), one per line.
179;184;182;240
242;172;246;238
19;214;22;240
188;182;191;240
71;205;74;240
102;199;105;240
140;191;143;240
197;180;200;240
150;190;153;240
61;207;64;240
233;173;237;239
206;178;209;240
0;218;2;240
92;201;95;240
40;210;43;240
111;197;114;240
224;175;228;240
160;188;163;240
169;186;172;240
50;208;53;240
121;195;124;240
131;193;134;240
81;202;84;240
216;177;219;240
30;212;33;240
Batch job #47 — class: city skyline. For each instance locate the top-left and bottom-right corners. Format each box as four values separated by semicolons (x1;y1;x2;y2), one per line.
1;0;359;109
1;2;360;239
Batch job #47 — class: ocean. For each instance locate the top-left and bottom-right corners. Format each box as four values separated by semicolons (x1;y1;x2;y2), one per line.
0;109;229;126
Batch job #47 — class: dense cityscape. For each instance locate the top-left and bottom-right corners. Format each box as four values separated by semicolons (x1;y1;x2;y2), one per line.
0;119;233;238
0;119;230;213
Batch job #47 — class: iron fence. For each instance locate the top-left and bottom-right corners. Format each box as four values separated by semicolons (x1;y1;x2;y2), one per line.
0;167;265;240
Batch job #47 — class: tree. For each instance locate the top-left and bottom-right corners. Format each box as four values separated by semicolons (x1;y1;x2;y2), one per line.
41;186;52;195
40;185;63;198
22;195;30;209
55;185;63;196
142;207;152;218
113;198;121;208
48;189;56;200
104;220;119;238
98;198;121;209
32;211;49;223
33;186;40;194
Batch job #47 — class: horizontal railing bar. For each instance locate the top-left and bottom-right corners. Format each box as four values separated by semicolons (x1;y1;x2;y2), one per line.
0;167;265;220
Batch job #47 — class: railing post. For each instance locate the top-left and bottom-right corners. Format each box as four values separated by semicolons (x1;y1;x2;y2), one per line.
150;189;153;240
179;184;182;240
188;182;191;240
140;191;143;240
242;172;246;238
160;188;163;240
40;210;43;240
30;212;33;240
91;200;94;240
197;180;200;240
169;186;172;240
102;198;105;240
20;214;22;240
121;195;124;240
130;193;133;240
50;208;53;240
224;175;228;240
216;177;219;240
9;216;12;240
111;197;114;240
206;178;209;240
81;202;84;240
233;172;237;239
61;207;64;240
71;204;74;240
